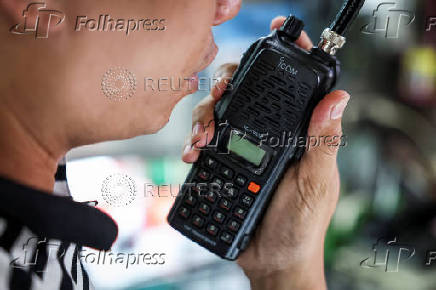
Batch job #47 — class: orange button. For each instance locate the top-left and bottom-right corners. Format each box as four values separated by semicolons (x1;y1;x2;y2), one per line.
248;182;261;194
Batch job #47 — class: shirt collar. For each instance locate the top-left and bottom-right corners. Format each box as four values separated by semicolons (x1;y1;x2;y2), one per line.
0;176;118;251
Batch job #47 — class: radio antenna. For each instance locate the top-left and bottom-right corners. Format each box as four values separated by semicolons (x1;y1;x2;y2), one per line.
318;0;366;55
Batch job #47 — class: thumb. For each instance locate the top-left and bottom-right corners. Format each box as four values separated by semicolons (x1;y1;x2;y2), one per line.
299;90;350;181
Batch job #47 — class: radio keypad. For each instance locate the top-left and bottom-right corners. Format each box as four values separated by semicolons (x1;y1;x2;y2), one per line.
179;156;260;245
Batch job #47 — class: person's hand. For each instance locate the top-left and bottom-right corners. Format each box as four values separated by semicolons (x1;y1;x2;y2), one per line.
182;16;350;290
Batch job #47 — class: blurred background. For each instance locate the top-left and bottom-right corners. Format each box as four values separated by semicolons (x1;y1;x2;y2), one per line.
66;0;436;289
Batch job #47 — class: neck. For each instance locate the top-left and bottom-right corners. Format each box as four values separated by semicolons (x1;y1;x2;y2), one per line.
0;109;64;193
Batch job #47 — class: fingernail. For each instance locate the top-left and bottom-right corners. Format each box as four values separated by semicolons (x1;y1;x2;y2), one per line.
192;122;203;135
330;94;350;120
183;144;192;155
195;136;207;148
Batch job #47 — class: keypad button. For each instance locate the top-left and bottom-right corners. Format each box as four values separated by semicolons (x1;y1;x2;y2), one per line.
213;211;226;224
192;182;208;195
219;199;232;211
220;232;234;244
178;207;190;219
221;167;234;179
186;182;198;194
197;169;210;181
192;215;204;228
199;203;210;216
204;157;217;169
248;182;261;194
234;207;247;220
228;220;240;232
212;177;224;189
205;191;218;204
240;195;254;208
206;224;219;236
184;194;197;206
235;175;247;187
223;186;238;199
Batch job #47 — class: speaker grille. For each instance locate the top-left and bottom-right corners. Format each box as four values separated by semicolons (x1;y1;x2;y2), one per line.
225;50;316;139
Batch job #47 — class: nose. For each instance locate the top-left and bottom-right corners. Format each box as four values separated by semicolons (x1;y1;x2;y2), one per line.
213;0;243;26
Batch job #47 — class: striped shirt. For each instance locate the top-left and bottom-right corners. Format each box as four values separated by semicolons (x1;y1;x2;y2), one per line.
0;159;118;290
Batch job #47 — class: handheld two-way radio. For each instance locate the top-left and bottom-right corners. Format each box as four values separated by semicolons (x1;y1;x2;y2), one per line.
168;0;365;260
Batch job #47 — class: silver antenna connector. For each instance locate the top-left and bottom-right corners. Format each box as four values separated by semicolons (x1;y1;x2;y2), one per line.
318;28;346;55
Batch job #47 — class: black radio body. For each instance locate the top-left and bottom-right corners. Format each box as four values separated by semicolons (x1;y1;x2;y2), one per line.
168;0;365;260
167;16;340;260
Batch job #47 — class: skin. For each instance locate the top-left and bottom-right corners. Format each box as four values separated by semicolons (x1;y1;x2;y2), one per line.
0;0;349;288
0;0;238;191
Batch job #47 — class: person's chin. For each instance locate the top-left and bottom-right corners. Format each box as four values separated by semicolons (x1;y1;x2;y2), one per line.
145;111;173;135
143;89;194;135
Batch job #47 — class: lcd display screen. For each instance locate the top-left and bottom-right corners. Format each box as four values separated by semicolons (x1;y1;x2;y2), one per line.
227;131;266;167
